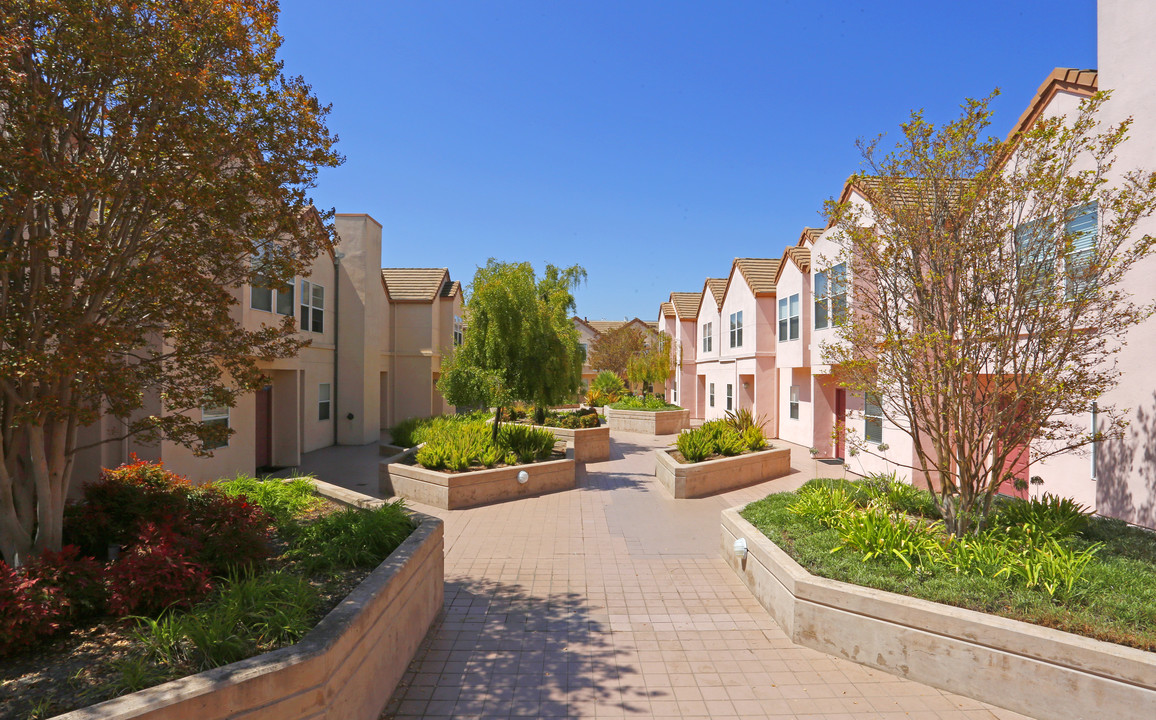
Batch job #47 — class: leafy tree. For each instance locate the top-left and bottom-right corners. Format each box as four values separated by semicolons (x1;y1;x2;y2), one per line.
438;260;586;436
823;92;1156;535
588;324;647;377
625;331;674;397
0;1;341;563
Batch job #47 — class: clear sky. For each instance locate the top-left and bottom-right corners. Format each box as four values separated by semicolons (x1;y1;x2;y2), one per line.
276;0;1096;322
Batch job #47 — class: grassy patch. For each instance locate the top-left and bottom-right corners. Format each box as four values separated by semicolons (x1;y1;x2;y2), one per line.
609;395;681;411
741;481;1156;651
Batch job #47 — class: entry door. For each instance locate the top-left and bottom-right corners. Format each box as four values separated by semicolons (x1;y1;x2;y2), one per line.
255;386;273;469
834;389;846;460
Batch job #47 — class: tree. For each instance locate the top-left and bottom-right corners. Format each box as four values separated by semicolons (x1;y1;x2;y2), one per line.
0;1;342;563
625;331;674;397
588;324;647;377
438;260;586;434
823;91;1156;535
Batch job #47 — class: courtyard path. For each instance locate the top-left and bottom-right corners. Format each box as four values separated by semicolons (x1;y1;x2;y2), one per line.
302;432;1029;720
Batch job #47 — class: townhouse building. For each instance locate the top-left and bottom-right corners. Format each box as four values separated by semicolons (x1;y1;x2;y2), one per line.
659;292;702;409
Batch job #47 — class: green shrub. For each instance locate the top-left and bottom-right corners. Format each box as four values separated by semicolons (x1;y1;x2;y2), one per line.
500;424;557;464
288;501;415;573
940;531;1011;577
725;408;768;434
996;537;1102;599
676;429;713;463
740;425;766;451
861;472;940;518
789;485;855;528
996;493;1091;540
610;395;680;411
214;475;319;527
542;408;599;429
590;371;626;402
832;508;945;569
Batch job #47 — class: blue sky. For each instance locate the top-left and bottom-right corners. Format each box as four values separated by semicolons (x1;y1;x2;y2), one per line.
277;1;1096;322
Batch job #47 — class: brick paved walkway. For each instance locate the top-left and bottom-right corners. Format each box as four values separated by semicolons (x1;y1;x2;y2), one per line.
358;432;1028;719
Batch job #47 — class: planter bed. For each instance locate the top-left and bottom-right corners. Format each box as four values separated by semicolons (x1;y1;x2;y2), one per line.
9;478;442;720
542;424;609;462
381;449;576;510
721;506;1156;720
654;446;790;498
606;407;690;435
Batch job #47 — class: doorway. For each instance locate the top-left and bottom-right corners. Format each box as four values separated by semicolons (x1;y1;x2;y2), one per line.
834;388;846;460
255;385;273;471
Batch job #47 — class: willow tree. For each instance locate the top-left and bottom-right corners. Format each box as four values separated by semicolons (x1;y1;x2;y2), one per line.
824;92;1156;535
625;331;674;397
0;1;341;563
438;260;586;434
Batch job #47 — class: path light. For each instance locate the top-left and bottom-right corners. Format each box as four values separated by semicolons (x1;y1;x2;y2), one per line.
733;537;748;559
517;470;529;484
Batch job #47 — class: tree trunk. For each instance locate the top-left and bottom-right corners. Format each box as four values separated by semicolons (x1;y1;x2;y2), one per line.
492;406;502;445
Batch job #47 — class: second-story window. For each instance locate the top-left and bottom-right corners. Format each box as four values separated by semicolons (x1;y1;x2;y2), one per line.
578;342;587;362
702;322;712;352
250;249;294;316
454;316;464;346
814;263;847;330
1064;202;1097;299
729;311;743;348
301;280;324;333
778;294;800;341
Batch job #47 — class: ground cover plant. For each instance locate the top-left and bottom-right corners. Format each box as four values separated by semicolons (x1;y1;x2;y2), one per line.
609;395;681;411
507;406;600;429
740;475;1156;651
0;461;415;718
398;413;561;471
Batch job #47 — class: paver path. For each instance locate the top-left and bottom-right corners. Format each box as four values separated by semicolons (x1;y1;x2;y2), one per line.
362;432;1028;719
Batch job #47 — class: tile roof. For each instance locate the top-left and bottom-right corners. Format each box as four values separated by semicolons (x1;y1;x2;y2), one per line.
586;318;658;335
659;301;675;318
733;258;781;295
381;268;449;302
1008;68;1098;143
669;292;702;319
440;279;461;298
706;278;727;310
798;227;823;246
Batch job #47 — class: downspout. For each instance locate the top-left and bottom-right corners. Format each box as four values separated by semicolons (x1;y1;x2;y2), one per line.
332;251;344;446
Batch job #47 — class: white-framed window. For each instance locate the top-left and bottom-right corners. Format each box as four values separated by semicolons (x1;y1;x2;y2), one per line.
201;405;230;449
318;383;331;421
702;322;712;352
300;280;324;333
778;294;800;341
709;382;715;407
1064;202;1097;299
1015;218;1056;303
789;386;799;420
454;316;465;347
864;392;883;445
250;252;295;316
814;263;847;330
729;311;743;348
672;376;678;404
726;383;733;411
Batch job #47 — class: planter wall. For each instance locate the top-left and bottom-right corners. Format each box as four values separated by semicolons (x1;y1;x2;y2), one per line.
381;451;576;510
57;481;443;720
720;507;1156;720
537;424;610;462
606;407;690;435
655;447;790;498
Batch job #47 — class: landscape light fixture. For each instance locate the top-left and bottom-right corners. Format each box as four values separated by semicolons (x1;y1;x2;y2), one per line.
517;470;529;484
733;537;748;559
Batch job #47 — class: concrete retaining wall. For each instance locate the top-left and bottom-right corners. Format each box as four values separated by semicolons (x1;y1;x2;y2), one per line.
606;407;690;435
57;483;444;720
539;424;610;462
381;451;576;509
655;447;790;498
721;507;1156;720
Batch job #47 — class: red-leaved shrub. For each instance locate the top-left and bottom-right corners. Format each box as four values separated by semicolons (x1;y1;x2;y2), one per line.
107;523;213;617
0;562;64;657
26;545;109;621
185;488;273;574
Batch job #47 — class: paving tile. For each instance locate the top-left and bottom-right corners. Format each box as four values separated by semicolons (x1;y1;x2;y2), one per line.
371;433;1026;720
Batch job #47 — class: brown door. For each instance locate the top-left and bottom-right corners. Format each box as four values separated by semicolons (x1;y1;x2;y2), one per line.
255;386;273;469
834;389;846;460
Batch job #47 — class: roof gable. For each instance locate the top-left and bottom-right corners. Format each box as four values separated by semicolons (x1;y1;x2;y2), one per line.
773;246;812;284
669;291;702;320
381;268;450;302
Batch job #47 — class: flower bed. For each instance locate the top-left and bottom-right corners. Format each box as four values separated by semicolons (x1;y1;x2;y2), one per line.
605;407;689;434
505;408;609;462
722;493;1156;720
0;462;436;720
381;451;576;510
655;446;790;498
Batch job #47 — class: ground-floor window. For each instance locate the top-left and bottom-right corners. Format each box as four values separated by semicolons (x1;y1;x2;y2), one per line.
709;382;715;407
201;405;230;449
789;386;799;420
726;383;733;411
319;383;331;421
864;393;883;444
